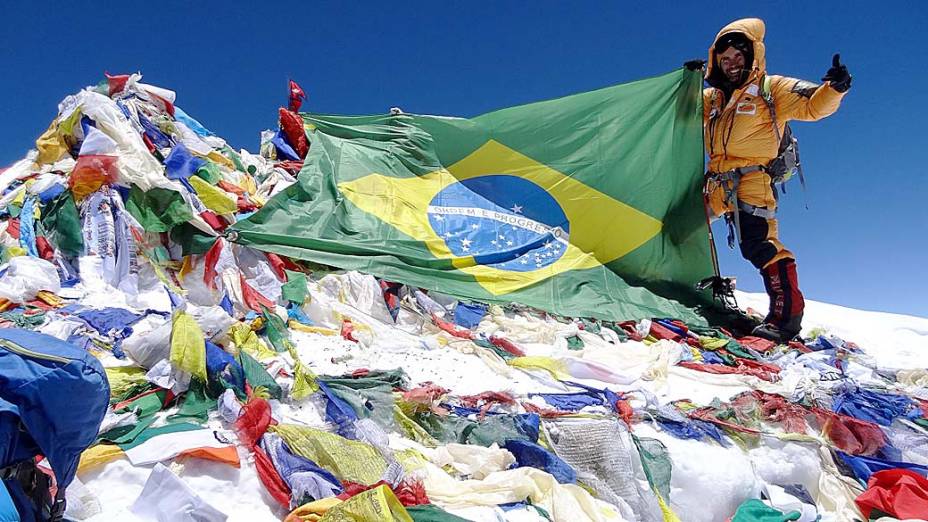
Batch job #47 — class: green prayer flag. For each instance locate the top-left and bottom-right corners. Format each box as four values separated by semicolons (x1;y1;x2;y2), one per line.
98;415;157;446
239;351;283;400
566;335;584;350
281;270;308;304
413;411;536;447
633;435;674;504
40;192;83;256
112;422;202;451
725;339;759;360
0;310;46;329
169;380;213;424
261;306;293;353
232;69;711;323
195;160;223;185
222;146;249;173
170;222;218;256
114;390;166;419
731;499;801;522
579;319;601;334
126;186;193;233
319;371;407;430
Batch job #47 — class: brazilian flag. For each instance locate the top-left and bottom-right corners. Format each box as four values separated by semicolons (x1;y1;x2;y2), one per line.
231;68;712;323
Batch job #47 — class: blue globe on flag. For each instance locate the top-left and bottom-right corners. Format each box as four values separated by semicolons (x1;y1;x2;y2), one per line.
427;175;570;272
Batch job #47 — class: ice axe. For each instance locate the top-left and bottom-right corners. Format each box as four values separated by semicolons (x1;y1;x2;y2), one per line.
697;191;740;311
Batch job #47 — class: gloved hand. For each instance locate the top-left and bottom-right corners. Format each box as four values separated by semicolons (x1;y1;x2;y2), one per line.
822;53;852;93
684;59;706;71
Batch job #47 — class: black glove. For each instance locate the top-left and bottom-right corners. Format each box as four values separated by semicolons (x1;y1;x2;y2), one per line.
822;53;852;93
684;59;706;71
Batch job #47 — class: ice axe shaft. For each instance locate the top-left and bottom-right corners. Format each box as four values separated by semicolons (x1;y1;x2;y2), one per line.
699;188;739;310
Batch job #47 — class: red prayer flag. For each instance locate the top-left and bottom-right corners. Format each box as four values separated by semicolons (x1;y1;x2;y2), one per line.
105;72;130;96
203;239;223;290
855;468;928;520
279;108;309;159
254;446;291;508
198;211;228;232
288;80;306;112
235;398;273;449
240;274;275;312
35;236;54;261
265;253;287;280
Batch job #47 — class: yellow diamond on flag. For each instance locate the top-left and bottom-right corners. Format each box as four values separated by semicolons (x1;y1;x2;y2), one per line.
337;140;662;295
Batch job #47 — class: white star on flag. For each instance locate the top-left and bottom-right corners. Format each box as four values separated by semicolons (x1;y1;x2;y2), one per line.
520;258;529;264
506;241;513;246
511;204;523;214
471;223;479;229
461;239;472;248
499;234;506;240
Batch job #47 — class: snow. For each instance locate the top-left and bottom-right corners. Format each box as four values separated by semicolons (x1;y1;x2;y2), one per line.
737;290;928;370
636;422;762;521
72;292;927;521
748;438;823;498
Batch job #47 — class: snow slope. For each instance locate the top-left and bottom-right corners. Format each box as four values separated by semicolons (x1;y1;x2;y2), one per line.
737;290;928;370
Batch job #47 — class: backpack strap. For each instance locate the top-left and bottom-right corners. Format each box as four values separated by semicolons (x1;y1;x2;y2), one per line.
709;88;722;120
761;75;783;147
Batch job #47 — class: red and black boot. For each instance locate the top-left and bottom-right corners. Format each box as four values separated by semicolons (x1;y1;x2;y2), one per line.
752;258;805;343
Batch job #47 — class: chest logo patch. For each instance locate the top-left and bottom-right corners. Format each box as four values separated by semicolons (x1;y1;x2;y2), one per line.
736;102;757;115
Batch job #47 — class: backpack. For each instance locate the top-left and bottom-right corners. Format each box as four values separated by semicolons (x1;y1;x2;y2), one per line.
760;76;806;194
0;329;109;521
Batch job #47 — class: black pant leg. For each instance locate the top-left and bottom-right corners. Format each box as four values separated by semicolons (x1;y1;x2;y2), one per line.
737;210;778;270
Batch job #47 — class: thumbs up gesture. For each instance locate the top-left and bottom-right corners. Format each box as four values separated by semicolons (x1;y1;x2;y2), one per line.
822;53;852;93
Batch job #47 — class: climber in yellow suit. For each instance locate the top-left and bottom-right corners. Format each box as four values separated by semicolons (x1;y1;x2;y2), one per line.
692;18;851;342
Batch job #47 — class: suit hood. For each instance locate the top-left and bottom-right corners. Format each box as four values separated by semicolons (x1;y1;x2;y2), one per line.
706;18;767;88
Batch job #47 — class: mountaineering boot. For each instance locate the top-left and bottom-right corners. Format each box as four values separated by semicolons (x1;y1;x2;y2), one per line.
752;313;803;343
752;259;805;343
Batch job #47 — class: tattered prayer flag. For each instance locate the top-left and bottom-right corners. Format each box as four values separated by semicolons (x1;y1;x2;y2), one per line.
189;176;238;215
281;270;308;304
170;310;207;382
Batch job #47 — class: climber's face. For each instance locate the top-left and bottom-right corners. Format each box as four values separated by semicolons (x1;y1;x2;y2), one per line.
718;47;746;84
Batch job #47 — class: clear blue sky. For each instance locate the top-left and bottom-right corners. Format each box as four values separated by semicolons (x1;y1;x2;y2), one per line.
1;1;925;317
